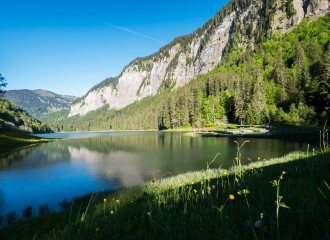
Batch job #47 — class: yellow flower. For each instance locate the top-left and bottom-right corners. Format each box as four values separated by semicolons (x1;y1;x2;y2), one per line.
258;157;260;160
180;184;182;186
152;179;155;182
235;157;237;160
224;172;227;175
259;164;261;166
96;228;99;231
116;200;119;203
104;198;107;202
229;194;235;200
261;213;263;218
133;194;136;198
152;200;155;202
194;189;197;193
191;182;194;185
111;211;114;215
282;171;286;174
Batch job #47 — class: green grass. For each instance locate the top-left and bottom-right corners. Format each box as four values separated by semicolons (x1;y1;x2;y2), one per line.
0;131;52;155
0;137;329;239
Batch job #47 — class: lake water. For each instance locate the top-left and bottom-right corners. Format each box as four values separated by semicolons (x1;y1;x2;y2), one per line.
0;131;308;217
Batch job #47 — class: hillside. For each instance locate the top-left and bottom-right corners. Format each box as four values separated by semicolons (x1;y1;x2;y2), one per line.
0;98;53;133
66;0;329;118
51;12;330;132
4;89;76;119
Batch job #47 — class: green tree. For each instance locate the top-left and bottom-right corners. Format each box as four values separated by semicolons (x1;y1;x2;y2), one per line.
0;74;7;97
322;46;330;110
252;67;266;114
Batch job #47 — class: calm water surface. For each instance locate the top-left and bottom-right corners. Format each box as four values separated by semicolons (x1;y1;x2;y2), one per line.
0;131;308;216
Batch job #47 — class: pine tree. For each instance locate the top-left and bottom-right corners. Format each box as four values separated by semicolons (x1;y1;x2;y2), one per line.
234;77;245;125
252;67;266;114
322;46;330;110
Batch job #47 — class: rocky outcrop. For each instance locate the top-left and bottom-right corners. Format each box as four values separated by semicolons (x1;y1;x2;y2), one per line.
68;0;329;118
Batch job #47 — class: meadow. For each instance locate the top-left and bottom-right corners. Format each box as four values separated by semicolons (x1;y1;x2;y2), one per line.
0;129;329;239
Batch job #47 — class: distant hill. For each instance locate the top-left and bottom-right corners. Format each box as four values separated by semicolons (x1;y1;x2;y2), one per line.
5;89;76;119
0;97;52;133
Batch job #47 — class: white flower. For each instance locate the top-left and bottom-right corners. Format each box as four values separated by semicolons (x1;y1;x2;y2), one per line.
255;220;262;228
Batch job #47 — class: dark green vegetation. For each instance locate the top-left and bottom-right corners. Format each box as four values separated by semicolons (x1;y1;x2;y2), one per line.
0;132;51;156
51;14;330;132
0;140;329;239
4;89;76;119
0;74;7;97
0;98;52;133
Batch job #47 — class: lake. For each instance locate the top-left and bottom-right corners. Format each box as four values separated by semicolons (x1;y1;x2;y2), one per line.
0;131;309;217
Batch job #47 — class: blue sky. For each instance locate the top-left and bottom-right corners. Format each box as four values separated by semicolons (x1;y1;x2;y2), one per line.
1;0;226;96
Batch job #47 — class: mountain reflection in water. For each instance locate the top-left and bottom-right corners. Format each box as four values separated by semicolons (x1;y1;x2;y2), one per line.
0;131;308;216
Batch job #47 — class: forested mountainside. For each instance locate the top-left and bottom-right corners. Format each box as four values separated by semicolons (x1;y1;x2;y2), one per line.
0;98;52;133
5;89;76;119
67;0;329;118
51;13;330;132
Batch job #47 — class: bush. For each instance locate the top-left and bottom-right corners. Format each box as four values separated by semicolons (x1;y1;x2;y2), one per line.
39;204;50;215
22;205;33;219
6;212;16;225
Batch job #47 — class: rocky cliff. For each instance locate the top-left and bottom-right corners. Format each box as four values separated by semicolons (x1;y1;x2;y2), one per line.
68;0;329;118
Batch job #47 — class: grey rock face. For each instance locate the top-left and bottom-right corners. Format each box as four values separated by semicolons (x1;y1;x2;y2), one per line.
68;1;329;118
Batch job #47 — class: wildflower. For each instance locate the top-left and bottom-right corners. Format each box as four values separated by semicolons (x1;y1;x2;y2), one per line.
180;184;182;186
282;171;286;174
96;228;99;231
116;200;119;203
261;213;263;219
235;157;237;160
258;157;260;160
191;182;194;185
152;200;155;202
259;164;261;166
111;211;114;215
255;220;262;228
131;201;133;203
104;198;107;202
194;189;197;193
147;212;151;217
229;194;235;200
152;179;155;182
133;194;136;198
224;172;227;175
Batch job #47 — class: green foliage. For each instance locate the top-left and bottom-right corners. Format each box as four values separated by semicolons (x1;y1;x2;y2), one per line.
0;74;7;97
0;98;52;133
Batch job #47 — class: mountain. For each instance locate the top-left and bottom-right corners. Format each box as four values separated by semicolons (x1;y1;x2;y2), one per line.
0;97;52;133
5;89;76;119
67;0;329;118
51;9;330;131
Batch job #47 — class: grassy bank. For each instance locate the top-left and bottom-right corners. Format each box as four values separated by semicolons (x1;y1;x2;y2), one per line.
0;131;53;156
0;137;329;239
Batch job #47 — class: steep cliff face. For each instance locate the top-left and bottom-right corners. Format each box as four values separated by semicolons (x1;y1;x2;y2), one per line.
68;0;329;118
